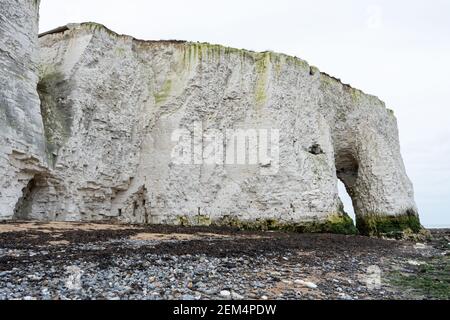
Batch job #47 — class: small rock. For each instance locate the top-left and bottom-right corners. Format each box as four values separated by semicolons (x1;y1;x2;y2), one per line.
27;274;42;281
231;291;244;300
294;279;318;289
220;290;231;298
23;296;36;301
306;282;318;289
407;260;424;266
203;288;218;295
338;293;353;300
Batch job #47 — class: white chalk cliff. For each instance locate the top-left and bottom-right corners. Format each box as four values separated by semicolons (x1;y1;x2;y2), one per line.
0;2;421;236
0;0;47;220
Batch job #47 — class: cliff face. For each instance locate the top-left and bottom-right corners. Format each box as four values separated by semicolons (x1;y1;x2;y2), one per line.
318;76;419;235
32;23;419;235
0;0;47;220
0;11;420;235
36;23;342;228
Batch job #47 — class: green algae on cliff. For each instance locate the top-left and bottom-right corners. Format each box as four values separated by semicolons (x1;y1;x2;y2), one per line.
254;52;271;105
214;213;357;235
37;70;73;165
173;212;357;235
154;79;173;105
356;212;422;237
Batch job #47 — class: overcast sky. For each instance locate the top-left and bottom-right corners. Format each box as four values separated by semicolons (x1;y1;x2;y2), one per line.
39;0;450;227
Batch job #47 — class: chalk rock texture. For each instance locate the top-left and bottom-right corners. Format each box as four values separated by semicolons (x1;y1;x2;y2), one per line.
0;0;48;220
1;17;420;235
318;76;420;235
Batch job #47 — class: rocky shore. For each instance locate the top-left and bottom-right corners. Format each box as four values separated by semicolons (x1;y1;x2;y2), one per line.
0;222;448;300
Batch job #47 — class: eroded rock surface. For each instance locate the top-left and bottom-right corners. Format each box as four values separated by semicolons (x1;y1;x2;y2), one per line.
0;0;48;220
318;74;420;235
36;23;345;228
0;9;420;236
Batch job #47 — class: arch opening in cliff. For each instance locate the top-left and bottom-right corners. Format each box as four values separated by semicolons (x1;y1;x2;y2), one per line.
335;151;360;230
338;180;356;225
